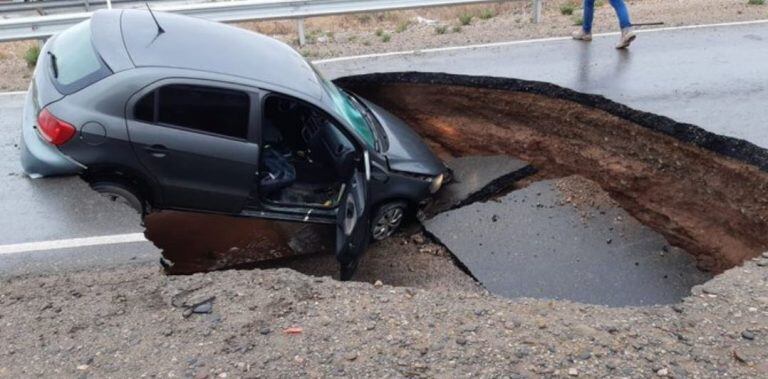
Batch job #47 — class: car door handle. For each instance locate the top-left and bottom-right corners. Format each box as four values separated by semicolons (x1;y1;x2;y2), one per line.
145;144;168;158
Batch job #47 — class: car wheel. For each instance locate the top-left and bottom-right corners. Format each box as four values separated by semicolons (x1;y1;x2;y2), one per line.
370;201;407;241
90;182;145;215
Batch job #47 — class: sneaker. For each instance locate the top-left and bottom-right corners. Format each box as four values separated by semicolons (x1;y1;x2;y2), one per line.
571;29;592;41
616;27;636;49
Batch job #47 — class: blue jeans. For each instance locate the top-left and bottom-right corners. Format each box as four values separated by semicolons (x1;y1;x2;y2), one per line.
583;0;632;33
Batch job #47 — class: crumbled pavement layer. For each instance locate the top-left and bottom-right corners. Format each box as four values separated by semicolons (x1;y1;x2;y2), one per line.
425;155;534;216
1;255;768;377
425;176;711;306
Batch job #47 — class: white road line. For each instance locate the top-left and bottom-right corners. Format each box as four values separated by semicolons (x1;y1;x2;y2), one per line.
0;233;148;255
0;90;26;96
315;18;768;64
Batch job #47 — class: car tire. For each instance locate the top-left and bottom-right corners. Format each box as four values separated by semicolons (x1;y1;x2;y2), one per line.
370;201;408;241
90;182;145;215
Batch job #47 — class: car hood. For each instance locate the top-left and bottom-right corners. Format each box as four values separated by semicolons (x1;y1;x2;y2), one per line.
360;98;445;176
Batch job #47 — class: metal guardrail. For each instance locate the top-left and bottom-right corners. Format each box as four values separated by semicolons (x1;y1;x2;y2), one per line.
0;0;543;43
0;0;176;15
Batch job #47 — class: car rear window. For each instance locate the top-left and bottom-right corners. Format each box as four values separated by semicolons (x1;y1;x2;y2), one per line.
135;84;250;140
49;20;111;93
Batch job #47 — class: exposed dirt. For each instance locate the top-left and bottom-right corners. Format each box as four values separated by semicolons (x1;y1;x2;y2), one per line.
342;82;768;273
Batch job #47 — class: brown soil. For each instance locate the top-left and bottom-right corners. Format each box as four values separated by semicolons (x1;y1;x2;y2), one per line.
144;210;334;274
346;83;768;272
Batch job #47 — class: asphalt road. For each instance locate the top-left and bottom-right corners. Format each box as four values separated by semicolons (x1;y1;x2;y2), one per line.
1;20;766;280
318;20;768;150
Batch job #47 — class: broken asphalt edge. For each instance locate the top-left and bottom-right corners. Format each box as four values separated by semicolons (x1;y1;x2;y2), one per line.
455;164;538;210
335;72;768;172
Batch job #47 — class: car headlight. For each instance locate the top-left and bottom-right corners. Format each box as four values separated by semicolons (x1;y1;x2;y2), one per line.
429;173;444;194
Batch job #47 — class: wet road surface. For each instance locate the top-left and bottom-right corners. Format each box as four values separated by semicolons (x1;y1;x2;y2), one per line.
319;21;768;150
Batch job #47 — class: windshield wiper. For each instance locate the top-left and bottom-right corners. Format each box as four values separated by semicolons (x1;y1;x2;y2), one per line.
47;52;59;78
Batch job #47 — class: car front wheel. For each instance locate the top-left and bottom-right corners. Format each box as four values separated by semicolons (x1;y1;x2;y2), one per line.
370;201;407;241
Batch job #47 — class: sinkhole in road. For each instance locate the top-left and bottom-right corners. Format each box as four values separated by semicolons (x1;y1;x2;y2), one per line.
336;73;768;276
141;73;768;306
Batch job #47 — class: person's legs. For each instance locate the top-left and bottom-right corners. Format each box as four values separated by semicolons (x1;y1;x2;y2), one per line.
572;0;595;41
610;0;636;48
582;0;596;33
609;0;632;29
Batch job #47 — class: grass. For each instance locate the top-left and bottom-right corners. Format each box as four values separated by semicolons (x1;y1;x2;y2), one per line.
435;25;448;35
375;28;384;37
560;3;576;15
395;20;412;33
572;15;584;26
362;40;371;46
458;13;472;25
381;33;391;42
747;0;765;5
452;25;462;33
595;0;606;6
478;8;495;19
24;45;40;68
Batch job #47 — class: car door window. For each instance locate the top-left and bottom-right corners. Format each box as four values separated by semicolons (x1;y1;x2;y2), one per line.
134;84;250;140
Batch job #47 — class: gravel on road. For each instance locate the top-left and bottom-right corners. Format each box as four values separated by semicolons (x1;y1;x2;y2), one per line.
1;253;767;377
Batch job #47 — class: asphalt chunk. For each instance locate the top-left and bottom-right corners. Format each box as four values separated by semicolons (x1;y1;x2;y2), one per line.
425;155;534;216
424;176;711;306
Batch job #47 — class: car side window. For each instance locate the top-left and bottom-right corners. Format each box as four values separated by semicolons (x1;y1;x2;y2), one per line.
134;84;250;140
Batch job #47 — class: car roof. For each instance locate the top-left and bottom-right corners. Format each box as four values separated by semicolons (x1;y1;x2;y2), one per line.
113;9;324;100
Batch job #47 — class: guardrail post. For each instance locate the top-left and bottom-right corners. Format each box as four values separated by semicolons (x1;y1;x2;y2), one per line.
532;0;542;24
297;18;306;46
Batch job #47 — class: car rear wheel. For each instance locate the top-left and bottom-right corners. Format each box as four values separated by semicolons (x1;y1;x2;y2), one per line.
370;201;408;241
90;182;145;215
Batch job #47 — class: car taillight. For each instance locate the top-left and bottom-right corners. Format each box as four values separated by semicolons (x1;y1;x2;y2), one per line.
37;108;76;146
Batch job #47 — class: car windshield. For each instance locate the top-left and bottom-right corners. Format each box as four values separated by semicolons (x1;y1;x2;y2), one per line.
312;66;376;149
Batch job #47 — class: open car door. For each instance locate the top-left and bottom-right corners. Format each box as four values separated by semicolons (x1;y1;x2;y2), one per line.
336;151;371;281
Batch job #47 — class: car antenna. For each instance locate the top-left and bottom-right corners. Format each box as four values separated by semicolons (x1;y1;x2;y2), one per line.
145;3;165;35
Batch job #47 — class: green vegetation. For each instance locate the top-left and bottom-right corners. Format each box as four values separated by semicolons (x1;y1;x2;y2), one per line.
560;3;576;15
747;0;764;5
381;33;391;43
347;35;358;42
478;8;496;19
24;45;40;68
362;40;371;46
595;0;606;6
435;25;448;35
452;25;462;33
375;28;384;37
572;16;584;26
396;20;412;33
458;13;472;25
